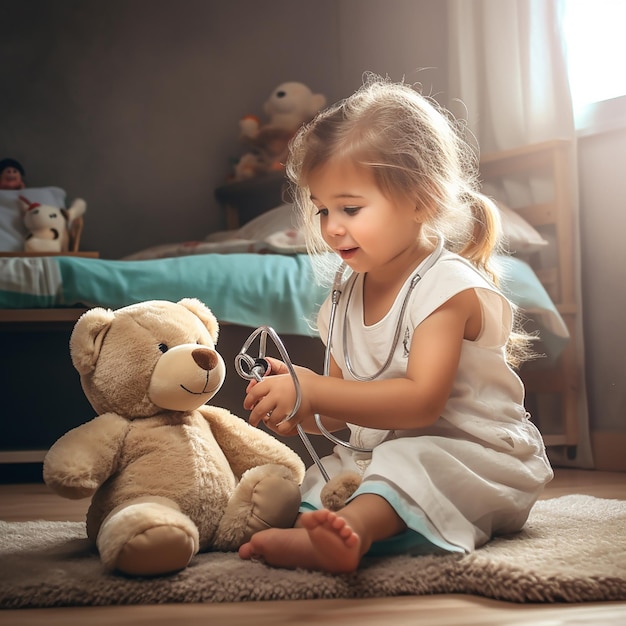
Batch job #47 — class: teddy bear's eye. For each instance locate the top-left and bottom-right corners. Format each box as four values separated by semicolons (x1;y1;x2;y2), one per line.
158;343;168;353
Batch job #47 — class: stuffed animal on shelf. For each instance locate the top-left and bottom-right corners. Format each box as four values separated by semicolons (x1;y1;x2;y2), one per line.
43;298;306;577
233;81;326;180
19;195;86;253
0;158;26;190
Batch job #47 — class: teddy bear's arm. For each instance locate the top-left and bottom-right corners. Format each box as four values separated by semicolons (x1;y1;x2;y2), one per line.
198;406;305;483
43;413;129;499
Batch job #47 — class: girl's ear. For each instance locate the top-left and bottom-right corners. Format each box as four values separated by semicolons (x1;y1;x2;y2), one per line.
414;193;438;225
413;198;429;223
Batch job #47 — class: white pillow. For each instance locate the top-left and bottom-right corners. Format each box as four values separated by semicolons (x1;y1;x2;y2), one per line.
497;203;548;254
0;187;67;252
205;203;297;243
204;200;549;256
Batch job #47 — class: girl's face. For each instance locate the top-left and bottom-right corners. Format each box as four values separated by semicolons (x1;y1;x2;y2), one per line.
308;158;423;278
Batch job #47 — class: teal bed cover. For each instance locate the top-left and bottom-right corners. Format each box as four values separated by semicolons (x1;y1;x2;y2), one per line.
0;253;568;357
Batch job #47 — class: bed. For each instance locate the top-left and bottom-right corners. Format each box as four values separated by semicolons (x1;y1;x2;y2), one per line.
0;140;580;467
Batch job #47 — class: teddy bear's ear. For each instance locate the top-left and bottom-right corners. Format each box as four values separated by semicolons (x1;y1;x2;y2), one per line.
69;307;116;375
177;298;219;343
17;196;32;213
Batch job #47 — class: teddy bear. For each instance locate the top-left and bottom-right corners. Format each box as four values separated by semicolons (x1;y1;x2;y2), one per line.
233;81;326;180
19;194;86;253
43;298;306;577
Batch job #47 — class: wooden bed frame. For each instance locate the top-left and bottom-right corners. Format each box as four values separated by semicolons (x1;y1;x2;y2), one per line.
0;140;581;465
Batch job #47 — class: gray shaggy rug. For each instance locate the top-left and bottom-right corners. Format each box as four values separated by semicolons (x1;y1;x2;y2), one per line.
1;494;625;608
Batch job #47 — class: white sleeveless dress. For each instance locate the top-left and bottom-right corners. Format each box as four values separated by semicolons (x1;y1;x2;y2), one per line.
301;250;553;554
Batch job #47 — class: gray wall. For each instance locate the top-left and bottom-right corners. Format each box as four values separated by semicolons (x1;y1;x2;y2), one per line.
0;0;447;260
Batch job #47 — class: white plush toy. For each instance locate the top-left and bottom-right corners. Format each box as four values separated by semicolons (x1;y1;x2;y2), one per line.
19;195;86;253
234;81;326;180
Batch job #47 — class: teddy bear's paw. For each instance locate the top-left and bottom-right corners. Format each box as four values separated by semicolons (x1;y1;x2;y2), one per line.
320;471;362;512
44;474;99;500
114;526;197;576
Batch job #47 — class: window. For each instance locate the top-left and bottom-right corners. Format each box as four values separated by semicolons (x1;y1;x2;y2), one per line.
562;0;626;133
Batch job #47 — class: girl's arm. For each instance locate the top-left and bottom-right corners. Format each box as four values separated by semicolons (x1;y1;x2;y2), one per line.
245;289;481;434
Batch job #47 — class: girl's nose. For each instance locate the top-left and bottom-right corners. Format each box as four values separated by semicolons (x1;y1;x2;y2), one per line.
324;213;346;238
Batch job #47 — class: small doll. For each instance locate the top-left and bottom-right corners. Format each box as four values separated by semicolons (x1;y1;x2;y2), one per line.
0;158;26;190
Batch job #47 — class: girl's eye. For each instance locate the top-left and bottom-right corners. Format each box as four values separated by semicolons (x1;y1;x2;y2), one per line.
315;205;361;217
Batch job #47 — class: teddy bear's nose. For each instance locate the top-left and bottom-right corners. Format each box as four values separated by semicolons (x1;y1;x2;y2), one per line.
192;348;218;371
276;90;286;98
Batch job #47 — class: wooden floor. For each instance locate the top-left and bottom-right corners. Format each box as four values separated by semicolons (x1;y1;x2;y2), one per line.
1;468;625;625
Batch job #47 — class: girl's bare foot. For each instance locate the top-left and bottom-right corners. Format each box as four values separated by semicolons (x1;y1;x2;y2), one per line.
238;508;362;573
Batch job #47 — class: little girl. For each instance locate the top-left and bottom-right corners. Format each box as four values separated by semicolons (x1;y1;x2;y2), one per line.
238;76;553;573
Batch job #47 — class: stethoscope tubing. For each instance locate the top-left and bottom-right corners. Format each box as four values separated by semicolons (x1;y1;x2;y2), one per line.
235;238;444;480
235;325;331;481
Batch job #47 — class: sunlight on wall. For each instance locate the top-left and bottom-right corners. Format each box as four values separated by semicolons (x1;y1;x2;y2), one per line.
563;0;626;111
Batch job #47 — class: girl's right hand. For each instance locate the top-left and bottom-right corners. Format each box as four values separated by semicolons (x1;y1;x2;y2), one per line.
245;356;290;392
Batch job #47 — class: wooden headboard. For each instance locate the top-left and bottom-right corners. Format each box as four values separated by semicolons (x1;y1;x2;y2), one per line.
480;139;579;455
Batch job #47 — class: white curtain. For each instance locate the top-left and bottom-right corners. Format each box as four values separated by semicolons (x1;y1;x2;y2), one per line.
447;0;592;467
447;0;574;152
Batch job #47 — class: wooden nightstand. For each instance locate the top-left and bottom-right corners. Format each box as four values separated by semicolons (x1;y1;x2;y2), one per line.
214;172;288;229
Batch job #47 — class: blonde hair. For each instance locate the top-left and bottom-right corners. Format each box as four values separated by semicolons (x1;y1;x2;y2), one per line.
286;75;533;367
287;75;503;280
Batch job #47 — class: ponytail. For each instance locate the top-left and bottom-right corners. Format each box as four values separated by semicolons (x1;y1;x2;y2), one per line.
457;190;503;285
456;189;536;369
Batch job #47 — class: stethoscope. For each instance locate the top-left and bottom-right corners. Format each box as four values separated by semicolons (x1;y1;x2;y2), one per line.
235;238;445;481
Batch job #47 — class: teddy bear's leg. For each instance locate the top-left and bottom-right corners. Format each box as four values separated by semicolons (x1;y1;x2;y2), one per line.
212;464;302;551
96;496;199;576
